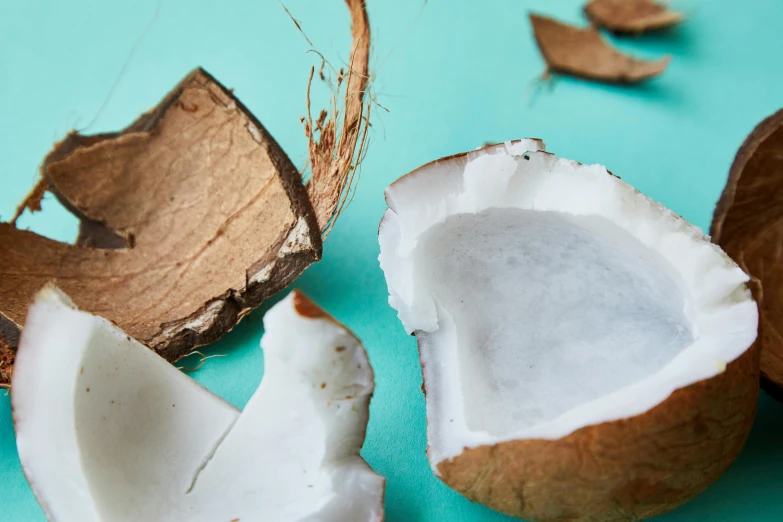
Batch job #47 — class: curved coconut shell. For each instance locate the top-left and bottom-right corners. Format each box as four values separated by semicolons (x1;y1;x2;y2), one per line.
436;337;760;521
0;69;322;386
529;14;670;84
712;108;783;401
584;0;684;35
0;0;371;387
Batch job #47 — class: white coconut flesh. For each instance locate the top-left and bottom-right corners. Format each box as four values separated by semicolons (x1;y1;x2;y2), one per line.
379;140;758;468
12;287;384;522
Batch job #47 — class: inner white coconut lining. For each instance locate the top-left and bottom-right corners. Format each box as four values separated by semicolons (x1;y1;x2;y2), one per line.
379;140;758;467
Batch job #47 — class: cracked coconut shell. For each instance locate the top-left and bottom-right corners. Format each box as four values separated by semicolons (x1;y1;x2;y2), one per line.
712;108;783;401
0;69;321;374
379;141;760;521
0;0;372;386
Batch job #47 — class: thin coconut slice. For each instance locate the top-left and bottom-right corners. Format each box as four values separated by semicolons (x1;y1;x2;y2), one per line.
12;287;384;522
379;141;759;521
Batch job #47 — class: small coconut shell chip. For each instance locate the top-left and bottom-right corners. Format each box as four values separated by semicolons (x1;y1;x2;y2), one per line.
529;13;670;83
712;108;783;401
584;0;684;34
0;0;372;386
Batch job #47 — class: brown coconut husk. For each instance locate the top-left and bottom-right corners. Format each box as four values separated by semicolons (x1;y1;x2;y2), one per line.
0;0;371;386
712;108;783;401
436;342;759;521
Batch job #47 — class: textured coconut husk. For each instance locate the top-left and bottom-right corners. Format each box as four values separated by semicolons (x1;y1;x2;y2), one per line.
584;0;684;34
0;0;371;386
435;334;760;522
712;108;783;402
529;13;670;83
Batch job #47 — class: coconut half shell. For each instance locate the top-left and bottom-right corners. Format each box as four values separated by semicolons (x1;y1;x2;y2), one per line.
379;141;759;521
584;0;684;34
712;108;783;401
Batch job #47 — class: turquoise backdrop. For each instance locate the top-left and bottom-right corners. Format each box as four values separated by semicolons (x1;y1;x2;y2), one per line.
1;1;782;520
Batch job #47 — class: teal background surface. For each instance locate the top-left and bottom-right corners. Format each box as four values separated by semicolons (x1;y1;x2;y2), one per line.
1;0;782;520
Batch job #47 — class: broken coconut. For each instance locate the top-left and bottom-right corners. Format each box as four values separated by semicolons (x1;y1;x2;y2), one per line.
13;287;384;521
0;0;372;386
584;0;684;34
379;140;759;521
712;108;783;401
530;13;670;83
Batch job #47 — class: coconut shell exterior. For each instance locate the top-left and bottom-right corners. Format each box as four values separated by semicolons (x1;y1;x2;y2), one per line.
584;0;684;35
529;14;670;84
0;69;322;385
435;339;760;521
711;108;783;401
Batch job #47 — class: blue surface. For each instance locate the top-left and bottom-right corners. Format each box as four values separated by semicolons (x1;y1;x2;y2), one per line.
1;1;782;520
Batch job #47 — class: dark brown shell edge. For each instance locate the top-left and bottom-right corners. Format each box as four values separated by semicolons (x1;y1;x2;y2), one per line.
711;108;783;400
0;68;323;383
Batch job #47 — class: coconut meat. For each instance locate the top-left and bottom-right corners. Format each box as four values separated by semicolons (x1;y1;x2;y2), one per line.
12;288;384;522
379;141;758;468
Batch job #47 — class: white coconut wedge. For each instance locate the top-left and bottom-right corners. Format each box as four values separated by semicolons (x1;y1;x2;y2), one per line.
12;287;384;522
379;140;760;521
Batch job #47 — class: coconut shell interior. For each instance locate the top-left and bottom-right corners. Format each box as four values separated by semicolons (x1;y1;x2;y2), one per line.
0;69;322;385
712;108;783;400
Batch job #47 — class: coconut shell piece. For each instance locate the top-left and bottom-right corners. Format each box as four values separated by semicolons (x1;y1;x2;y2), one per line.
584;0;684;34
437;344;760;521
712;108;783;401
0;69;321;387
529;13;670;83
0;0;371;387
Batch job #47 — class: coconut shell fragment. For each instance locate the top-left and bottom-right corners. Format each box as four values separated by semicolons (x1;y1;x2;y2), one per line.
0;69;322;386
584;0;684;34
529;13;670;83
0;0;371;387
712;108;783;401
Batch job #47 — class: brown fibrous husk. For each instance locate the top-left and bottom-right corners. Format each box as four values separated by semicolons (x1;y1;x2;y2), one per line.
0;0;371;386
584;0;684;35
305;0;371;236
529;13;670;84
712;108;783;401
